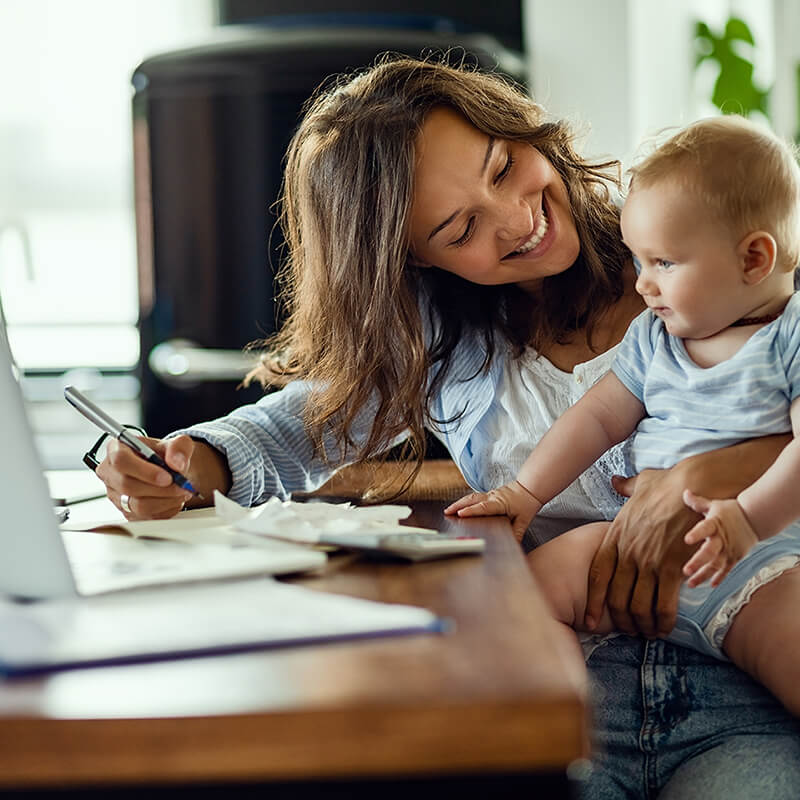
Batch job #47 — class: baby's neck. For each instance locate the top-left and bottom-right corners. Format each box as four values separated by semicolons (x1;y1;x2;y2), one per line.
683;294;791;368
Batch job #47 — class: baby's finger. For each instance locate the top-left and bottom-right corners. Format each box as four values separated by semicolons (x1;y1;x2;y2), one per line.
684;518;718;546
444;492;487;515
683;537;721;576
686;560;720;588
682;489;712;517
710;563;733;588
456;498;506;518
683;536;719;573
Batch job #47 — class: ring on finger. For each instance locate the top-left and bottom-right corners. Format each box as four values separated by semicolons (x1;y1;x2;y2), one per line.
120;493;132;514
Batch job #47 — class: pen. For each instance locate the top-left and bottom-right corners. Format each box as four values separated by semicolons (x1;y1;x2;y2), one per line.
64;385;203;498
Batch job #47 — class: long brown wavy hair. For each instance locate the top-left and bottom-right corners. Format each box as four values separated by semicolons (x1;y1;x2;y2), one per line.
246;55;629;494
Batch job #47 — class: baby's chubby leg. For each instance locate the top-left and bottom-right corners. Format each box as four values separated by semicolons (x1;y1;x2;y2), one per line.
527;522;615;633
722;564;800;717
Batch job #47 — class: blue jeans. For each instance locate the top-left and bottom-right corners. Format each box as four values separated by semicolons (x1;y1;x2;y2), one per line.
578;636;800;799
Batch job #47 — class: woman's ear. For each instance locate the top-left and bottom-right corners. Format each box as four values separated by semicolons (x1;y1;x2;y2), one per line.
738;231;777;285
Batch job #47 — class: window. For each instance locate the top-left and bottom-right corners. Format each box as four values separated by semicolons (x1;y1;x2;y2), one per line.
0;0;216;467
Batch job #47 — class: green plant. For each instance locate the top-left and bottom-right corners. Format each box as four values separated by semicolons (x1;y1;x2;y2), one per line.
695;16;770;118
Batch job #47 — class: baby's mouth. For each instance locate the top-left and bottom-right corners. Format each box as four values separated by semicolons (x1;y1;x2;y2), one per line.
505;207;549;259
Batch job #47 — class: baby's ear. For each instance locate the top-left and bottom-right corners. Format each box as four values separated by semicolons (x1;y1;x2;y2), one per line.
738;231;777;285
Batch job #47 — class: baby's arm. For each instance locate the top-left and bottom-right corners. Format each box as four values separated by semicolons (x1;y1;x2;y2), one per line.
445;373;644;540
682;397;800;587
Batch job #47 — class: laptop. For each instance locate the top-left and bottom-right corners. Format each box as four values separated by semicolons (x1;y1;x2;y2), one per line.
0;330;326;601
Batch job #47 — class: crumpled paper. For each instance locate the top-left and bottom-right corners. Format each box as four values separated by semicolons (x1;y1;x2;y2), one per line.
214;491;432;543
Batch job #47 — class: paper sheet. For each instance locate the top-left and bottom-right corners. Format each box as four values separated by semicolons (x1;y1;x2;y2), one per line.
63;493;434;547
214;492;434;543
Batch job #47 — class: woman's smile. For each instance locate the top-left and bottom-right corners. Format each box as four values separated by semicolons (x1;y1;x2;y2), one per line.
502;194;555;260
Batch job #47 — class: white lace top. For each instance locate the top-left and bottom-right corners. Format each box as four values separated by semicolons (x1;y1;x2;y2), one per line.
476;344;629;529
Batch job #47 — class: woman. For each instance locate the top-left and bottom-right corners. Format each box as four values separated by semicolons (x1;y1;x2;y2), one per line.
97;57;800;797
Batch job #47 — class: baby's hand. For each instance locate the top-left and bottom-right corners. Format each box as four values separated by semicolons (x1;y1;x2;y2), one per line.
444;481;542;542
681;490;759;588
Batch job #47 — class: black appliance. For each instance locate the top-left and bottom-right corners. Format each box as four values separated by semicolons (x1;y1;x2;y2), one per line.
132;24;526;437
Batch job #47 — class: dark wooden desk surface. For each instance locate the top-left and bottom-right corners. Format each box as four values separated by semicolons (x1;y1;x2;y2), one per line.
0;500;588;790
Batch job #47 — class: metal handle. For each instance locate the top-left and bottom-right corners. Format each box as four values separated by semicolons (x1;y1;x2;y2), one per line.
148;338;258;387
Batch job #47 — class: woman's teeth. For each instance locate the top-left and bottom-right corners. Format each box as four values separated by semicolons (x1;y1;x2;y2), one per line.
512;211;549;255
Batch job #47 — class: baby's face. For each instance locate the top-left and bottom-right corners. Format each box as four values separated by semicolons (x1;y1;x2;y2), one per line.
621;180;746;339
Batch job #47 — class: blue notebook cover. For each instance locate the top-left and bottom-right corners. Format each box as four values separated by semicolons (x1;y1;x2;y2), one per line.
0;578;448;676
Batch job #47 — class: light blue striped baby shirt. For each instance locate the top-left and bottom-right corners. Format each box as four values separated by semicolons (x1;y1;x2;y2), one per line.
612;293;800;473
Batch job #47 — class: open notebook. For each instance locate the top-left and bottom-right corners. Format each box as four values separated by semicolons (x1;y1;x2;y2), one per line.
0;332;442;673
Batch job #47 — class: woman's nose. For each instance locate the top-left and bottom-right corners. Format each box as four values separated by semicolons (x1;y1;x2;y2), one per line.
495;198;533;240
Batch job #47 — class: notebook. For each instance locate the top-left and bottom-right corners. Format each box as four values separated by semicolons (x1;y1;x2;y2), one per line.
0;329;326;601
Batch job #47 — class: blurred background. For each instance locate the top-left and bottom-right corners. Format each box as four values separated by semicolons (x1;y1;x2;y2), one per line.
0;0;798;469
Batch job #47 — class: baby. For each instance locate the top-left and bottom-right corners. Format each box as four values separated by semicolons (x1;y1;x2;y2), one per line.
447;115;800;715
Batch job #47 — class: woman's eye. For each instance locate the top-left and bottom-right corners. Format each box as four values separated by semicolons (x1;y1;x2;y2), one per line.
494;151;514;184
452;217;475;247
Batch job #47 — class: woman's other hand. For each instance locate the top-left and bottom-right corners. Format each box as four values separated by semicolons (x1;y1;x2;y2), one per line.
445;481;542;542
583;434;789;638
96;435;230;520
583;468;696;638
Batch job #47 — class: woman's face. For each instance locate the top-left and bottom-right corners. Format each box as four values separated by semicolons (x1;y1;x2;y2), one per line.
409;107;581;293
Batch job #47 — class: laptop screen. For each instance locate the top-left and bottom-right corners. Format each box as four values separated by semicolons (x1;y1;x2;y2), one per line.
0;329;77;599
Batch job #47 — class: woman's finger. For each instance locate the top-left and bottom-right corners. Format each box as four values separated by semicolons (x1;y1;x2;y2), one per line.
610;474;637;498
111;489;188;520
100;438;173;489
163;435;195;473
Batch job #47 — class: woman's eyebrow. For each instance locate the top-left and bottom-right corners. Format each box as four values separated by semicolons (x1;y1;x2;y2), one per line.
428;136;496;242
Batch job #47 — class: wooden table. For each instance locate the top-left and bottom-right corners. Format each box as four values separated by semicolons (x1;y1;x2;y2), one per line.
0;500;588;795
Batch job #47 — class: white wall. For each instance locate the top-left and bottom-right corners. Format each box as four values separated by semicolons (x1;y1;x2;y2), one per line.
523;0;784;168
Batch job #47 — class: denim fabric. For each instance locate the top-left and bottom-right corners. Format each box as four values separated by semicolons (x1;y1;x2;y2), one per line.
577;636;800;799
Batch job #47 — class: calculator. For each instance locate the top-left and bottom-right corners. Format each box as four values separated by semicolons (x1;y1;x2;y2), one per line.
317;531;486;562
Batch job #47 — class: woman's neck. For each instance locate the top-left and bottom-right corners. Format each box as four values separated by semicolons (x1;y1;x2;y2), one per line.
538;262;645;373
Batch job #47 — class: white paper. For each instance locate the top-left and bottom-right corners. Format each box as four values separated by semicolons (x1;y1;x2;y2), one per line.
213;491;434;543
62;494;434;549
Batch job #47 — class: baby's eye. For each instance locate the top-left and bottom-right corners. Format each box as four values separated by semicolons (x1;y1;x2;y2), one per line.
656;259;675;271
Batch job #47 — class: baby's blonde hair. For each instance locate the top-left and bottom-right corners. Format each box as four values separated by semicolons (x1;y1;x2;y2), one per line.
630;116;800;271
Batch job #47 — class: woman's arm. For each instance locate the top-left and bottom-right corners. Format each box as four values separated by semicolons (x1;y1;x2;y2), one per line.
583;433;791;638
95;379;397;519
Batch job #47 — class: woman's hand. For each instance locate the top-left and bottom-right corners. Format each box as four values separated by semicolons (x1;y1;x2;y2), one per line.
96;435;231;520
444;481;543;542
583;434;789;638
